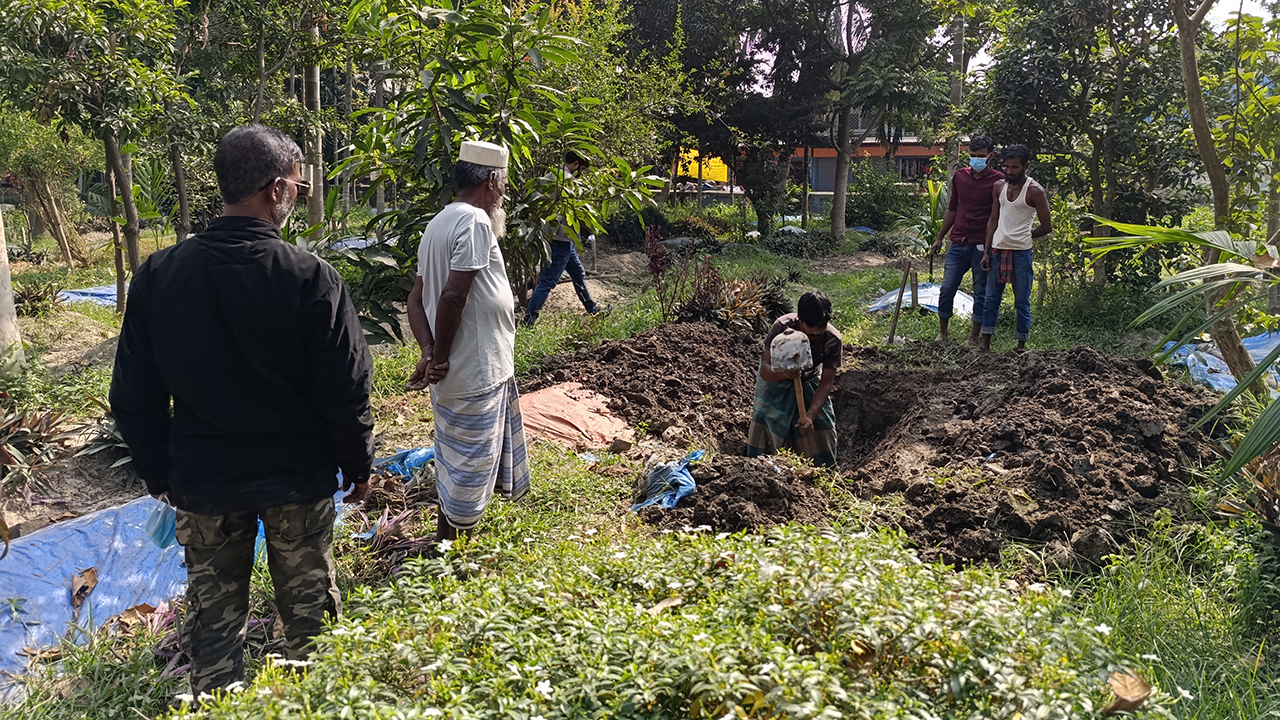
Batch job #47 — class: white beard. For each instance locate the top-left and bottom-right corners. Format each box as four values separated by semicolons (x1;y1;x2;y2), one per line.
488;206;507;240
271;197;296;228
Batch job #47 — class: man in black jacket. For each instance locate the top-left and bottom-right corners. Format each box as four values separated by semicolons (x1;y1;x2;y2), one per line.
110;124;375;695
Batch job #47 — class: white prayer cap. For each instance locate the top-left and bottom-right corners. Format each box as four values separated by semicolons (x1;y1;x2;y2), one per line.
458;140;509;168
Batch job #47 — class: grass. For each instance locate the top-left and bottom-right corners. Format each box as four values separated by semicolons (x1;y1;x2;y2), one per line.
1075;515;1280;719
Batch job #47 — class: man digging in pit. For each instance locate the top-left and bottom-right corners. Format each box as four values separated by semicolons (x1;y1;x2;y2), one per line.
111;124;375;695
979;144;1052;352
407;140;532;545
745;291;841;468
931;135;1003;347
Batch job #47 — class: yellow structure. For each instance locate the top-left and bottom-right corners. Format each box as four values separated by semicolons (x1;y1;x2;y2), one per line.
678;149;729;183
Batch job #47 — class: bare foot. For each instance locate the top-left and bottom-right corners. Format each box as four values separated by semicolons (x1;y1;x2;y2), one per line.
1016;341;1027;353
965;335;980;349
978;335;992;352
934;332;949;345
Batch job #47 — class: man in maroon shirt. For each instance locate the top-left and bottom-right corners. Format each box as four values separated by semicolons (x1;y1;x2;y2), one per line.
930;136;1004;346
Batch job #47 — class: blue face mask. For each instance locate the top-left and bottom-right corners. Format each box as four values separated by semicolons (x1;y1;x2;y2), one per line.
970;157;988;172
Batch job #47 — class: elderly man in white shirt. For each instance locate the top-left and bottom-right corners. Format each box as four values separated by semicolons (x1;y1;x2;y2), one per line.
406;140;531;543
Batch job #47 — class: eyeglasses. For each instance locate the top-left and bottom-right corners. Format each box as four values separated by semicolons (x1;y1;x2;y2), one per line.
258;176;311;198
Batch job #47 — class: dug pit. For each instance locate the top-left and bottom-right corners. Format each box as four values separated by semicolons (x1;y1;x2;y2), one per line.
834;345;1217;566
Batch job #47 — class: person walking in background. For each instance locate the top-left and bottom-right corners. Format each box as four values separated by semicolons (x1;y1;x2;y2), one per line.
522;150;604;326
110;124;375;695
931;135;1004;347
407;140;531;543
980;144;1052;352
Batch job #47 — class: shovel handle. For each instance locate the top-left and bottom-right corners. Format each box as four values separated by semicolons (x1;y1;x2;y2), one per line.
794;375;816;457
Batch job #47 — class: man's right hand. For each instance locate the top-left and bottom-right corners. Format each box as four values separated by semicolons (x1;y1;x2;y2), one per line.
980;253;991;271
405;351;433;392
931;237;945;257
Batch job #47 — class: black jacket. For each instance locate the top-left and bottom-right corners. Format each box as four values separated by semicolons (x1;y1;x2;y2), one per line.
110;216;375;515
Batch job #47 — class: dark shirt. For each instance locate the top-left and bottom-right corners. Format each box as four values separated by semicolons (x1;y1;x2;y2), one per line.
110;216;375;515
764;313;843;382
947;167;1005;245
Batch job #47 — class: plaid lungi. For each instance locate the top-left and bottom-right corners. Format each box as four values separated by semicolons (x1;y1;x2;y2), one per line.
430;378;531;530
744;374;837;468
995;249;1015;285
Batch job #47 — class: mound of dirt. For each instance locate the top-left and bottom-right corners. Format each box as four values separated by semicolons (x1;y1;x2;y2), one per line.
521;323;761;454
836;345;1216;567
636;456;831;532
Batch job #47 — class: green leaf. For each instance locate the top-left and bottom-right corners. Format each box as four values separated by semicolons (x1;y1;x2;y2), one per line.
1193;341;1280;431
1224;398;1280;478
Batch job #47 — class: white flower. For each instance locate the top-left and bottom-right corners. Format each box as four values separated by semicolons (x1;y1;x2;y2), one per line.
424;710;443;717
438;539;453;552
1178;687;1195;700
174;693;194;703
330;627;350;636
694;633;711;642
765;604;783;614
276;658;313;668
257;687;273;697
1057;587;1073;598
1027;583;1047;593
535;679;554;698
716;532;730;540
1093;624;1112;636
524;537;536;543
720;711;736;720
585;528;598;536
531;716;547;720
225;681;246;693
1141;654;1161;661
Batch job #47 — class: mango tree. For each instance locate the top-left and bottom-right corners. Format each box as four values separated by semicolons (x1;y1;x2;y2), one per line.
338;0;660;342
0;0;186;281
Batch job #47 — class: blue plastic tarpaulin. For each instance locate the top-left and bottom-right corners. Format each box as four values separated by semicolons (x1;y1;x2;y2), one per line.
58;285;123;307
867;282;972;319
630;450;704;511
0;447;437;691
329;237;377;251
1163;331;1280;394
0;496;185;689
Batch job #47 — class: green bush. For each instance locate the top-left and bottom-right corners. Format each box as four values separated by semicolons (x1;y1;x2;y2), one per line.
603;205;667;249
666;215;720;240
845;161;919;231
763;229;838;258
178;526;1171;719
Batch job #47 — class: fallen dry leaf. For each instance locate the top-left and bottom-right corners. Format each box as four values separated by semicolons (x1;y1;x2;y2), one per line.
19;646;62;663
0;511;8;560
71;567;98;609
646;596;683;616
1103;669;1152;715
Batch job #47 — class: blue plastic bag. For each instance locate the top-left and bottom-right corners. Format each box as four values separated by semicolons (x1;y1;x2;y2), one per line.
145;499;177;549
380;446;437;478
630;450;705;511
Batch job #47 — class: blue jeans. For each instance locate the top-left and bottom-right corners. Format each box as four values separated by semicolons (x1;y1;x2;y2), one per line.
938;243;987;322
524;240;598;325
982;248;1033;340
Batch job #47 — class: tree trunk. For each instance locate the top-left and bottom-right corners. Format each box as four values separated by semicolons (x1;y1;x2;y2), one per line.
104;131;143;272
373;61;386;218
0;209;25;379
1088;152;1108;288
801;146;810;229
170;137;191;242
831;103;852;242
254;0;267;123
304;13;323;236
30;177;77;267
947;14;965;176
106;165;127;314
1172;0;1260;393
342;52;353;231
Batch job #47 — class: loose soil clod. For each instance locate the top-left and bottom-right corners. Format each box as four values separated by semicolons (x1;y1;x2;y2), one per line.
636;456;831;532
522;323;760;455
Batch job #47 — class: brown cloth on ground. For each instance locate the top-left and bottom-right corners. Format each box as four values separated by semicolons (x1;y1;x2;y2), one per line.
519;382;634;448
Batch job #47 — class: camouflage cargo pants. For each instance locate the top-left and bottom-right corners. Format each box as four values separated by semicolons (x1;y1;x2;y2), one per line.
175;497;341;694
